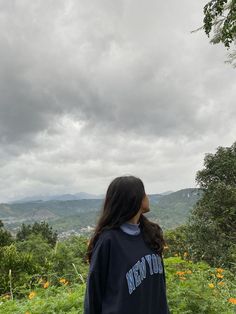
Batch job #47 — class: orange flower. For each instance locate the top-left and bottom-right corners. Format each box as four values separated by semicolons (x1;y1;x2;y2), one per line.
176;271;185;276
59;278;67;283
59;278;69;285
216;268;224;273
216;273;224;279
43;281;50;288
217;281;224;286
228;298;236;304
28;291;36;299
208;283;214;288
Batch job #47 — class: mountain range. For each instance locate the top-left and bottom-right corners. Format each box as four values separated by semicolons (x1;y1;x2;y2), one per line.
0;188;202;238
7;190;174;204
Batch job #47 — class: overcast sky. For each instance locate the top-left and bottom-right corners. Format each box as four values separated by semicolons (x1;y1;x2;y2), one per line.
0;0;235;203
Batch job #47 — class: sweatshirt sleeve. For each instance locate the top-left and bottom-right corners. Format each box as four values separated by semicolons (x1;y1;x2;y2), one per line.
83;235;111;314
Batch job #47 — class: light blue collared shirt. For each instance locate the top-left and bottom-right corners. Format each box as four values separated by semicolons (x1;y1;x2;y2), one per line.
120;221;141;235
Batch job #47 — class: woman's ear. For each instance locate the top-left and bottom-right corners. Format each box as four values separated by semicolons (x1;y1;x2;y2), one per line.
141;194;150;213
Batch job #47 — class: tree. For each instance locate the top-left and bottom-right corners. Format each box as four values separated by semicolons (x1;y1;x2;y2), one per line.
192;0;236;67
0;220;13;247
16;221;58;248
186;141;236;270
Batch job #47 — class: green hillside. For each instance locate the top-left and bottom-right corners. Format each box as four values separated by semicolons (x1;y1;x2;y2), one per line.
0;188;202;236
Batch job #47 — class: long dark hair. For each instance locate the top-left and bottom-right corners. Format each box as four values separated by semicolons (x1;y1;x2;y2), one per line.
86;175;166;263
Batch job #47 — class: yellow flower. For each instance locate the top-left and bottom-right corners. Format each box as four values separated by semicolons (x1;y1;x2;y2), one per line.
218;281;224;286
59;278;67;283
186;270;192;274
43;281;50;288
208;283;214;288
228;298;236;304
216;268;224;273
25;312;30;314
59;278;69;285
216;273;224;279
28;291;36;299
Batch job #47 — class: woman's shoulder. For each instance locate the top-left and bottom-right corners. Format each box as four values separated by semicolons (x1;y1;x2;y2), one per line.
97;228;121;244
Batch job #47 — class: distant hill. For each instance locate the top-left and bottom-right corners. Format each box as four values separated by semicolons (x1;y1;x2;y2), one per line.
0;188;203;237
145;188;203;229
9;192;104;203
159;190;175;195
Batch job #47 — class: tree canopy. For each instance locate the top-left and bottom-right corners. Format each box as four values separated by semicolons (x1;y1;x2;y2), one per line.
186;141;236;270
194;0;236;66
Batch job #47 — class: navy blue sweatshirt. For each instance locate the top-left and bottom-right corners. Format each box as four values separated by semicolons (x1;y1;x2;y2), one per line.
83;226;170;314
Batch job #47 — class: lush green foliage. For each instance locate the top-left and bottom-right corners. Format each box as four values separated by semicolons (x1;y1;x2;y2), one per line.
193;0;236;66
16;221;58;247
185;142;236;271
0;221;13;247
0;229;88;299
165;256;236;313
0;257;235;313
163;225;190;259
203;0;236;48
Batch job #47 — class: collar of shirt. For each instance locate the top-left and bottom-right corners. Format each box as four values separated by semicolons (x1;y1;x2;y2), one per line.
119;221;141;235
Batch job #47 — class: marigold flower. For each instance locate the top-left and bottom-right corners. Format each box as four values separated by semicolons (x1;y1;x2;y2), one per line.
176;271;185;276
208;283;214;288
216;268;224;273
43;281;50;288
59;278;67;283
28;291;36;299
216;273;224;279
217;281;224;286
228;298;236;304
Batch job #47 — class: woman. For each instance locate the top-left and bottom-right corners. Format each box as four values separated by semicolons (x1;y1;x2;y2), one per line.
83;175;170;314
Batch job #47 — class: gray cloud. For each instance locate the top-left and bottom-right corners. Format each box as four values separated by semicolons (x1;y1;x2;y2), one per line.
0;0;235;202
